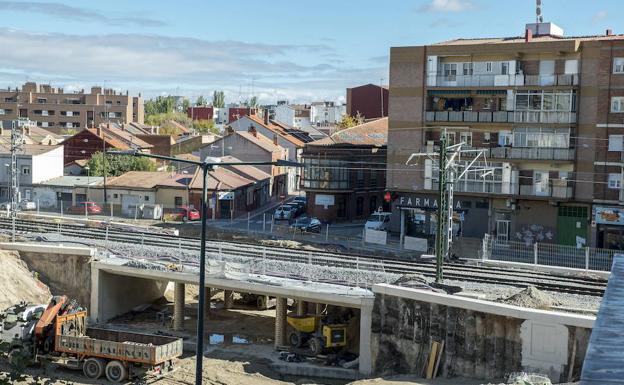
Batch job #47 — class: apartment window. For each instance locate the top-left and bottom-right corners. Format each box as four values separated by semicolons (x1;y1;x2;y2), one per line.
513;127;569;148
534;171;550;195
443;63;457;78
105;100;113;105
4;97;15;102
36;98;46;103
116;100;121;105
174;197;183;206
565;59;579;74
462;62;473;76
485;62;493;72
614;58;624;74
608;173;622;189
515;90;575;111
499;131;513;146
113;193;119;199
144;196;149;201
501;62;509;75
22;166;30;175
441;131;456;145
483;132;491;144
611;97;624;112
460;132;472;147
609;135;624;151
0;109;5;115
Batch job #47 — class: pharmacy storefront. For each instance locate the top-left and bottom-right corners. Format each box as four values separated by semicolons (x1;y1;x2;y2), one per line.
389;193;489;251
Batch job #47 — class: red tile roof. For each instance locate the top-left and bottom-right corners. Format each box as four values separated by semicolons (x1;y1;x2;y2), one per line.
310;117;387;146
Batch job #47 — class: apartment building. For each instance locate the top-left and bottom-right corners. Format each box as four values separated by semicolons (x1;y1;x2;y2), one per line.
387;22;624;249
0;82;144;133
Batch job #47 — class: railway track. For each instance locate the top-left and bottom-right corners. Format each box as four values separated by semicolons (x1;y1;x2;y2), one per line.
0;217;608;296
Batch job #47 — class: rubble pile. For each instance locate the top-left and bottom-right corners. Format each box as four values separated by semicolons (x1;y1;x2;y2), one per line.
501;286;556;310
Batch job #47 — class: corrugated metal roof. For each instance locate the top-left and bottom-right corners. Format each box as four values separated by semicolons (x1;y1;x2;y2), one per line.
580;255;624;384
310;117;387;146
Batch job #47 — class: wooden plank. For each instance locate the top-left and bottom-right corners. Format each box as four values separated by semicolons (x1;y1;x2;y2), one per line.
433;339;445;379
425;341;440;379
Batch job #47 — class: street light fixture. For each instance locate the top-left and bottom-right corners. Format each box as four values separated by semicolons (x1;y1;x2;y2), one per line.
107;149;301;385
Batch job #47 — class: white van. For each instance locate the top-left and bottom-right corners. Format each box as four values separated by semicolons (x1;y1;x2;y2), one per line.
365;212;392;231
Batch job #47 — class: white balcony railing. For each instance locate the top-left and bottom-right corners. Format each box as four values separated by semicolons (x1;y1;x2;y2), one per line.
488;147;575;161
513;111;576;124
425;110;576;124
429;73;578;87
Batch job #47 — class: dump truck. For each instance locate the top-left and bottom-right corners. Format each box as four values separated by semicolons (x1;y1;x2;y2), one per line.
0;296;183;383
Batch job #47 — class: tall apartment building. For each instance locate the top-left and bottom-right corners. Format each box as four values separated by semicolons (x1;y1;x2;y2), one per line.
387;22;624;250
0;82;144;133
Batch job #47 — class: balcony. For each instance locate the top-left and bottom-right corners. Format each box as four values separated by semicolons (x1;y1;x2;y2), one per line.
429;73;578;87
425;110;575;124
487;147;575;161
518;185;573;199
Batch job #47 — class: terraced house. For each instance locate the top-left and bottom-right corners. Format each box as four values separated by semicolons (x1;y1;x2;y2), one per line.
388;22;624;250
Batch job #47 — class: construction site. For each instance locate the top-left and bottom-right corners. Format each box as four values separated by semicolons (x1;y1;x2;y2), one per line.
0;214;615;385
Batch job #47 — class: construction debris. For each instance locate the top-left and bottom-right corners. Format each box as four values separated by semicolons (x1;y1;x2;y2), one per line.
506;372;552;385
501;286;555;310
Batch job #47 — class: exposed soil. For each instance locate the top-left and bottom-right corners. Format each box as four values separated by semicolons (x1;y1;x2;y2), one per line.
0;250;51;310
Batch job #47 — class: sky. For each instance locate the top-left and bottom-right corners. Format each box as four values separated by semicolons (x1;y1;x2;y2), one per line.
0;0;622;104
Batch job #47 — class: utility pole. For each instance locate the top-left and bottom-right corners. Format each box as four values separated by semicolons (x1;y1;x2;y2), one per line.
10;120;23;242
406;129;491;283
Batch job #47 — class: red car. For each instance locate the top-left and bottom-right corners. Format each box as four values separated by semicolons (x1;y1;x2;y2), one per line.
163;206;200;222
67;201;102;215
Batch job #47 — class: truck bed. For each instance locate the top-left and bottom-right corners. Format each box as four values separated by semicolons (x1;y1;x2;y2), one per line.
56;327;183;365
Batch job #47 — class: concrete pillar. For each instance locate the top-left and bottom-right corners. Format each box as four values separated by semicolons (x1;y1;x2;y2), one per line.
315;303;323;315
275;297;287;349
204;286;211;321
173;282;185;331
296;300;306;316
223;290;233;309
359;302;373;375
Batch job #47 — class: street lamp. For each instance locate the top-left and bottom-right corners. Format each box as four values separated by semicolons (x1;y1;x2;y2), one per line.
107;149;301;385
84;165;91;201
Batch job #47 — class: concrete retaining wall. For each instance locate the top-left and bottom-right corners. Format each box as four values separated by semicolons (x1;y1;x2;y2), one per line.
371;284;593;383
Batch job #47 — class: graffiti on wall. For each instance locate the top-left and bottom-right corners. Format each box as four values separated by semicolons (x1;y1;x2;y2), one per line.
515;224;554;246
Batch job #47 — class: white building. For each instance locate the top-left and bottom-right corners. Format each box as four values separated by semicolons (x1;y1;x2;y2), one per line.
274;103;311;129
0;144;64;202
310;101;346;125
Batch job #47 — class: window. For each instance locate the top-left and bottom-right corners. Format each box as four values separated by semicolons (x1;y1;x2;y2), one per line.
22;166;30;175
0;109;5;115
485;62;493;72
609;135;624;151
501;62;509;75
174;197;183;206
513;127;569;148
614;58;624;74
498;131;513;146
37;98;46;104
608;173;622;189
113;193;119;199
460;132;472;147
462;62;473;76
533;171;550;195
443;63;457;78
369;196;378;214
356;169;364;181
564;59;578;74
483;132;491;144
612;97;624;113
144;196;149;201
441;131;456;145
356;197;364;216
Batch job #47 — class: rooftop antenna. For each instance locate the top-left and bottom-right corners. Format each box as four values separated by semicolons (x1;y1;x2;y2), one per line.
536;0;543;23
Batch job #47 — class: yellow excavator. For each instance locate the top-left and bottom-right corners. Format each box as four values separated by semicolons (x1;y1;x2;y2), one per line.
286;314;347;356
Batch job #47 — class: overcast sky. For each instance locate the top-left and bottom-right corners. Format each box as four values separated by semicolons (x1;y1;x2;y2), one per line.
0;0;621;103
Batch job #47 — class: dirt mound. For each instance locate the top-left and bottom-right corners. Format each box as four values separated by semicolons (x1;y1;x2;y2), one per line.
501;286;554;310
0;250;51;310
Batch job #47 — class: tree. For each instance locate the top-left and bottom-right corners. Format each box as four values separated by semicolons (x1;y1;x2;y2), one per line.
181;98;190;112
193;119;218;135
196;95;207;106
87;152;157;177
337;114;358;130
144;111;192;128
212;90;225;108
248;96;258;108
144;95;177;115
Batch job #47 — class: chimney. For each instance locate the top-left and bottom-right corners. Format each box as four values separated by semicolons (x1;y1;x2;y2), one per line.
606;29;614;36
248;126;257;137
264;109;269;125
96;125;102;138
23;125;30;137
273;134;278;146
525;28;533;42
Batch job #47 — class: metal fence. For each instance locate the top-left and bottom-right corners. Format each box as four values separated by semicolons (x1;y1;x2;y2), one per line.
480;234;617;272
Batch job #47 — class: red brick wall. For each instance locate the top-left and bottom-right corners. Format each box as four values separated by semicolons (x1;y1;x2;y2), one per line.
187;106;213;120
347;84;389;119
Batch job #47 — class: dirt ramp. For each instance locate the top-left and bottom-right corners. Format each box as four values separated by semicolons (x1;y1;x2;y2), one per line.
0;250;51;309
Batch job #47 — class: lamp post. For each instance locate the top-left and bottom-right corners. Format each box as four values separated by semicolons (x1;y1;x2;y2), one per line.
107;149;301;385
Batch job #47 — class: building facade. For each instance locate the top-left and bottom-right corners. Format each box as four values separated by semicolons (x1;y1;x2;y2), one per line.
0;82;144;133
310;101;346;126
388;23;624;249
347;83;389;120
301;118;388;222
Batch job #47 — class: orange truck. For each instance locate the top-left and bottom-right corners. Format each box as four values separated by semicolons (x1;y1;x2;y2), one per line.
0;296;183;383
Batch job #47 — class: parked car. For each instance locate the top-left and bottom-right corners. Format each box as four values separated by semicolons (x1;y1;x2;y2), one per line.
67;201;102;215
163;206;200;222
290;216;321;233
288;201;306;216
364;212;392;231
274;205;295;221
292;196;307;205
